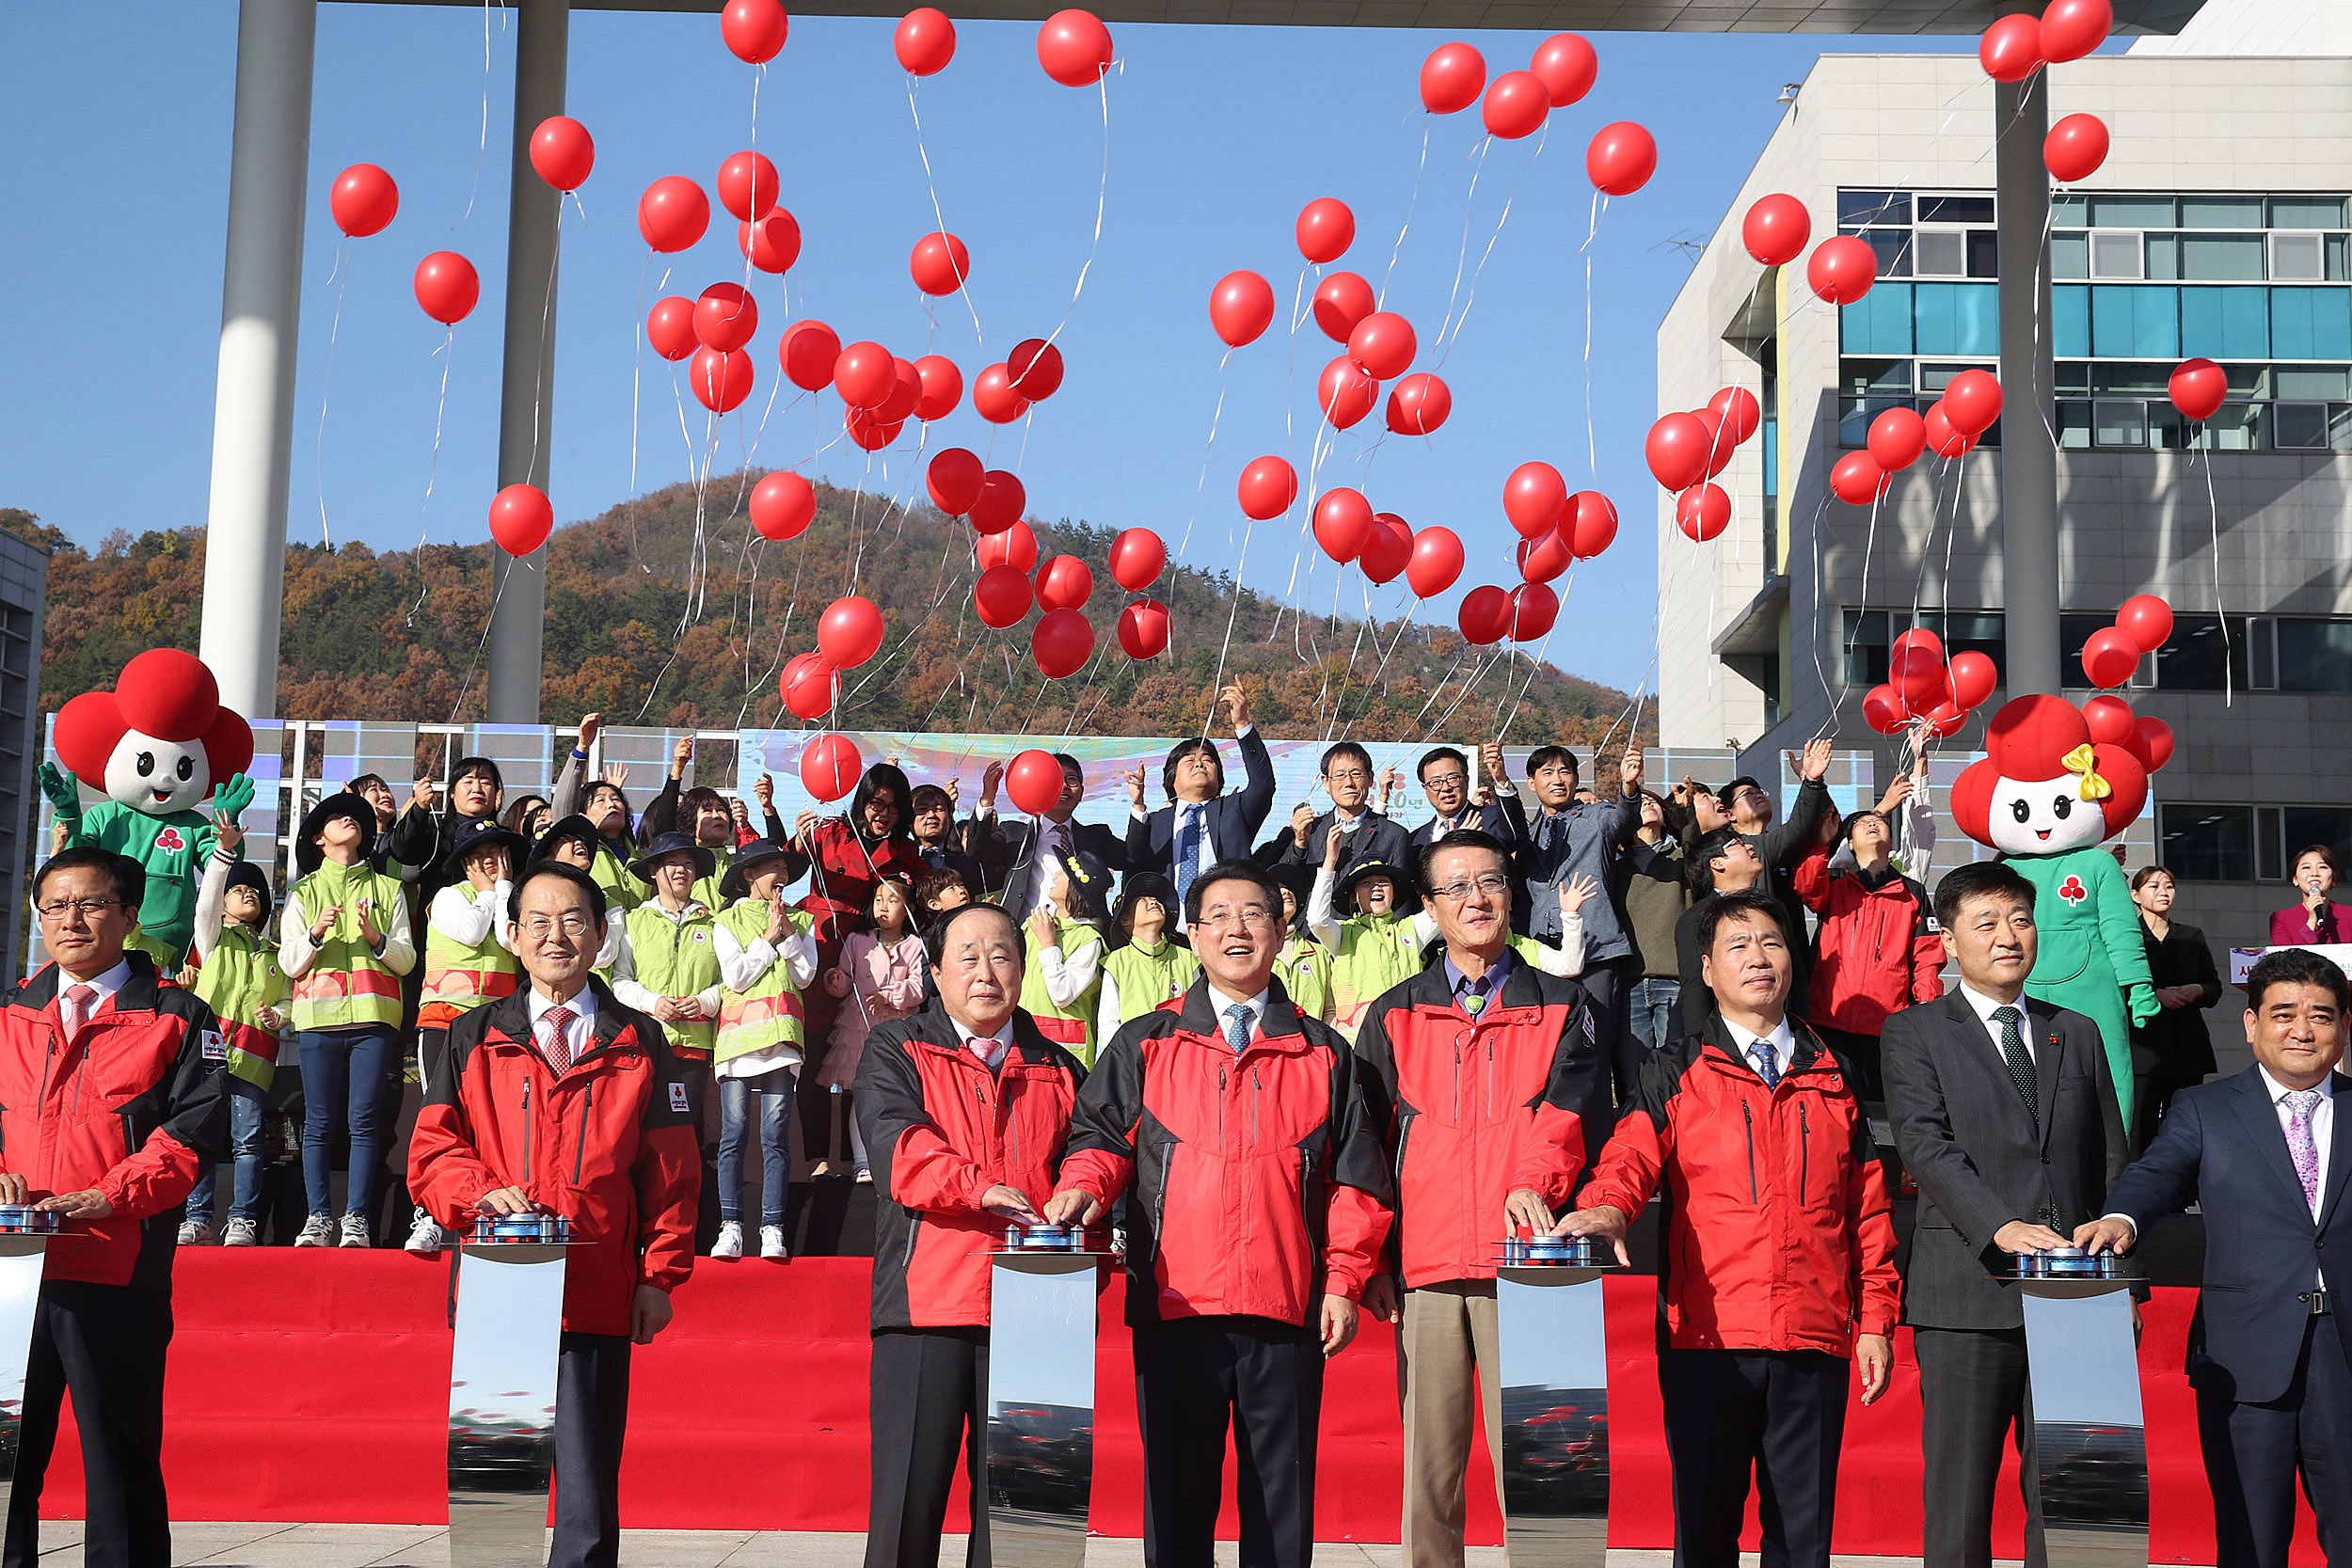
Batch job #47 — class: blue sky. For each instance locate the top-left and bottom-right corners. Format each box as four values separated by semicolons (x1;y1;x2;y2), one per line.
0;2;1979;699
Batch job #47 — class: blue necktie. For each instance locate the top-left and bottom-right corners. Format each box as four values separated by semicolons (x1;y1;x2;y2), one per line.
1751;1037;1780;1088
1225;1003;1252;1055
1175;804;1203;911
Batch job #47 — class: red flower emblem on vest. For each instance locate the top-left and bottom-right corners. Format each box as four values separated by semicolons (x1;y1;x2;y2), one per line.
154;828;185;853
2058;874;2087;905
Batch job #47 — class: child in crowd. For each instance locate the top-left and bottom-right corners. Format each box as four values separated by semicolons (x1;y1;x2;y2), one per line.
612;833;723;1110
179;808;290;1246
821;876;928;1183
1270;866;1334;1023
1021;848;1112;1065
913;866;971;919
1096;872;1200;1039
501;794;552;841
713;839;821;1260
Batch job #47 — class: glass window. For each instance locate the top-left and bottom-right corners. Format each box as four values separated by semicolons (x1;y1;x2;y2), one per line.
2276;403;2332;448
2228;363;2274;395
2055;285;2091;357
2091;285;2180;358
1840;610;2002;686
2270;197;2348;229
1852;229;1913;278
2093;363;2171;394
2156;614;2253;690
2180;196;2265;230
2273;288;2352;359
1838;191;1910;227
2181;286;2272;359
2201;402;2268;450
2276;366;2351;399
2271;233;2326;282
2057;400;2093;448
1840;357;1913;395
2053;195;2088;229
1839;285;1914;356
2091;231;2145;279
2160;804;2254;883
2053;232;2089;280
2278;618;2352;692
2283;808;2352;874
2145;233;2179;281
2060;613;2122;680
2150;402;2196;449
2180;234;2267;280
1966;229;2000;278
2093;400;2148;447
1918;196;1994;225
2330;235;2349;282
1913;282;1999;356
2090;196;2174;228
1915;230;1966;277
2056;361;2093;394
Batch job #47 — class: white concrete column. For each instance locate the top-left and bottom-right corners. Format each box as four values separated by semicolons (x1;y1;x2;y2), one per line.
1996;13;2062;697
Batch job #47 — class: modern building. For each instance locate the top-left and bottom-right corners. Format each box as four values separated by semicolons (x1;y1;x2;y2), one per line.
1657;31;2352;1009
0;531;47;978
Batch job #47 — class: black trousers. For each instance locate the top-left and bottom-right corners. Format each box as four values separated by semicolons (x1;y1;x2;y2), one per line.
1659;1347;1848;1568
2199;1311;2352;1568
550;1332;633;1568
1135;1315;1323;1568
866;1327;991;1568
1581;960;1632;1117
1913;1325;2045;1568
1;1282;172;1568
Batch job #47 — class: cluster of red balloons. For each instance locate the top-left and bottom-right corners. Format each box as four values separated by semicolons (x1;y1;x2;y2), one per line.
2081;593;2174;690
1416;36;1605;149
1447;468;1615;647
1979;0;2112;84
1647;388;1763;541
1863;629;1999;739
1742;192;1875;307
1836;370;2005;505
779;596;886;733
2083;691;2176;774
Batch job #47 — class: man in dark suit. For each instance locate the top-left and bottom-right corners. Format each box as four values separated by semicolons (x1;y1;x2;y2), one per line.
1883;860;2128;1568
1407;745;1514;851
972;753;1129;922
2078;945;2352;1568
1263;741;1415;906
1123;681;1276;916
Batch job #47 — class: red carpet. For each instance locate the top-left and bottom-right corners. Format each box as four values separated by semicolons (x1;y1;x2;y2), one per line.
19;1253;2325;1564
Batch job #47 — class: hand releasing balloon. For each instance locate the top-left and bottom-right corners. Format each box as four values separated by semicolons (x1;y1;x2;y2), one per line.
895;8;955;74
1210;271;1276;347
1037;9;1113;87
331;165;400;238
530;119;595;192
751;472;817;541
1296;198;1355;265
489;484;554;556
1741;194;1809;267
1585;122;1656;196
639;177;710;253
413;252;480;325
1420;42;1486;115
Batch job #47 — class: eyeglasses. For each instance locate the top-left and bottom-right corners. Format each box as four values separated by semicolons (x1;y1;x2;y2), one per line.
1422;772;1468;790
518;914;596;940
36;898;124;923
1194;908;1275;932
1429;874;1511;904
1324;768;1372;784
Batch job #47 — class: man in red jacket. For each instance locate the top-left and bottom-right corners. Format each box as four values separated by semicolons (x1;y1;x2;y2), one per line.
1792;808;1944;1101
0;847;225;1568
1559;887;1899;1568
408;861;700;1568
1046;860;1393;1568
854;902;1088;1568
1353;831;1609;1568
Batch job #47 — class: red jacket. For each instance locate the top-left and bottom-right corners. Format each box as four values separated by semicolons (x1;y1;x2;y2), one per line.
0;956;225;1290
857;1007;1087;1329
1355;958;1608;1288
1059;978;1393;1327
1792;849;1944;1036
1577;1017;1899;1355
407;981;701;1337
790;818;927;956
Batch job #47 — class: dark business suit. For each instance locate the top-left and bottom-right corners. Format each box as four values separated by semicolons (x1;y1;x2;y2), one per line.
1882;990;2127;1568
2103;1067;2352;1568
1407;801;1516;852
977;816;1129;921
1263;809;1418;911
1125;728;1278;890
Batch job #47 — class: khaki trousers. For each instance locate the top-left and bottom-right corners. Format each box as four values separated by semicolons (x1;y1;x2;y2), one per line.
1398;1281;1503;1568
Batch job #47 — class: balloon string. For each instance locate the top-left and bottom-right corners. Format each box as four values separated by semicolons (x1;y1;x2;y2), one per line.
1174;348;1232;561
419;325;458;527
450;0;503;232
1581;192;1607;481
1433;120;1545;369
1040;63;1117;355
1428;135;1491;365
313;238;351;547
524;198;564;488
628;252;653;498
907;78;986;350
2206;438;2230;705
1377;119;1433;310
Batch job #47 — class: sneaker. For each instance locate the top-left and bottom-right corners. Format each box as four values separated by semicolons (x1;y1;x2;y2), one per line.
759;1225;789;1260
852;1163;872;1185
221;1218;260;1247
711;1221;743;1259
404;1208;447;1255
177;1220;215;1245
339;1213;373;1248
294;1213;336;1247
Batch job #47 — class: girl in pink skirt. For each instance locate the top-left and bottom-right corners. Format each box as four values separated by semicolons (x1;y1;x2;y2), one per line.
820;875;928;1181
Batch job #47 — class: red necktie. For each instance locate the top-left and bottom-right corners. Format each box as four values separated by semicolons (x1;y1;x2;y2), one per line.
541;1006;575;1074
60;984;95;1045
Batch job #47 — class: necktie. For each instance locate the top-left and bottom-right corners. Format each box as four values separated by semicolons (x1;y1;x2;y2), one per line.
1225;1003;1252;1055
1175;805;1203;911
542;1006;576;1075
1537;811;1563;862
60;984;95;1045
1992;1006;2039;1131
1752;1037;1781;1088
969;1036;1003;1069
2284;1088;2324;1212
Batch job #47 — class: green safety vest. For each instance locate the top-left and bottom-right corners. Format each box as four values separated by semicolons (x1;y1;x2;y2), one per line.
289;863;408;1031
591;842;647;916
1102;937;1200;1029
1019;914;1104;1066
1327;912;1423;1037
192;921;292;1088
1275;937;1334;1024
714;900;812;1067
624;901;723;1055
692;844;736;917
422;893;522;1013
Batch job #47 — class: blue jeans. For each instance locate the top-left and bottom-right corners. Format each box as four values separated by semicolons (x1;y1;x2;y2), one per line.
184;1078;267;1227
717;1073;797;1226
1627;977;1681;1054
298;1026;399;1220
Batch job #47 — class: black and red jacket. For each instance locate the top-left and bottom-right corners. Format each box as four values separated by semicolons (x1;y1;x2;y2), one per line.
408;980;701;1338
1792;847;1944;1035
856;1007;1087;1330
1354;958;1608;1289
1576;1015;1899;1356
1059;977;1394;1327
0;955;226;1291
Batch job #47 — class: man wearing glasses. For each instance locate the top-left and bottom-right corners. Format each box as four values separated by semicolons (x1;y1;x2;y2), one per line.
1407;747;1512;852
0;847;227;1568
1047;860;1393;1568
1268;741;1415;905
1353;832;1609;1568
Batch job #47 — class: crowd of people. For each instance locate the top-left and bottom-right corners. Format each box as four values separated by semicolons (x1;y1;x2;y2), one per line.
3;679;2345;1568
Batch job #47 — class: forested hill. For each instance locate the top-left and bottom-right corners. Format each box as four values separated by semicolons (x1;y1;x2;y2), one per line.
11;483;1651;745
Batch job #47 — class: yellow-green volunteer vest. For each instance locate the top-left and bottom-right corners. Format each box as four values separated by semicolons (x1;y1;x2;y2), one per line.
1102;938;1199;1028
1275;937;1334;1024
591;843;647;916
692;844;736;919
625;902;723;1055
192;922;292;1088
422;899;522;1012
1327;913;1423;1036
290;863;408;1031
1019;915;1104;1065
715;901;812;1067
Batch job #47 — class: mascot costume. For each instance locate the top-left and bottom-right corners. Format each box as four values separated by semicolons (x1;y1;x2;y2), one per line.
38;649;256;968
1952;693;2157;1130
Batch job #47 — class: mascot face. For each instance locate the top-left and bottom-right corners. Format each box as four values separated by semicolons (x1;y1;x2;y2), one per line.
53;649;253;821
1983;771;2110;857
102;730;213;816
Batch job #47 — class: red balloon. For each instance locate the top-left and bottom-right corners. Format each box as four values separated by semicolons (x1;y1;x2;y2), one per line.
1530;33;1597;107
693;282;758;352
1312;272;1376;344
1863;685;1908;736
2041;0;2111;63
1296;198;1355;264
1922;699;1969;739
2133;716;2175;772
1108;528;1167;592
1031;608;1095;677
914;355;961;420
835;413;894;454
974;564;1033;629
1979;13;2042;82
1502;462;1567;540
1676;483;1730;543
1318;356;1378;431
1006;750;1066;816
1943;369;2004;436
647;296;697;362
1482;71;1549;140
970;470;1026;535
1008;339;1064;400
834;342;895;410
2117;594;2174;653
1585;122;1656;197
781;653;840;721
716;150;778;221
927;448;984;515
1312;488;1375;564
1237;456;1297;520
910;231;971;296
1741;193;1810;267
1924;403;1979;460
1708;387;1762;446
1691;408;1737;481
1118;598;1171;660
1831;450;1890;506
690;345;755;414
1567;491;1618;558
1210;271;1276;348
780;320;840;390
331;164;400;238
1386;373;1452;437
1518;528;1574;584
637;177;709;253
2169;357;2227;421
1406;528;1465;597
818;595;886;669
1035;555;1094;612
1458;586;1513;646
895;7;956;74
2083;692;2137;747
1420;42;1486;114
751;471;817;541
979;521;1039;574
1509;581;1559;641
2045;113;2109;184
1890;641;1947;710
739;209;803;274
1036;8;1112;87
530;119;595;192
801;735;863;803
723;0;789;61
874;358;923;425
413;251;479;325
1806;234;1877;305
1347;311;1416;380
1947;650;1999;710
1645;412;1711;492
1359;514;1412;585
488;483;553;556
971;363;1029;424
1867;406;1928;471
1890;626;1945;664
2080;626;2142;689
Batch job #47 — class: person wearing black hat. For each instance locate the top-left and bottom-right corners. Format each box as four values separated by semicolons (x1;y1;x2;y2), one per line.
1020;847;1114;1067
710;838;819;1260
1097;872;1200;1040
179;809;290;1247
1263;742;1416;909
611;834;723;1122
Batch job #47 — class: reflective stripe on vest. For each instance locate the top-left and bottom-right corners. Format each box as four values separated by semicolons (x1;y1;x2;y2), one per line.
714;901;807;1065
290;867;407;1031
292;964;404;1029
423;912;521;1014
